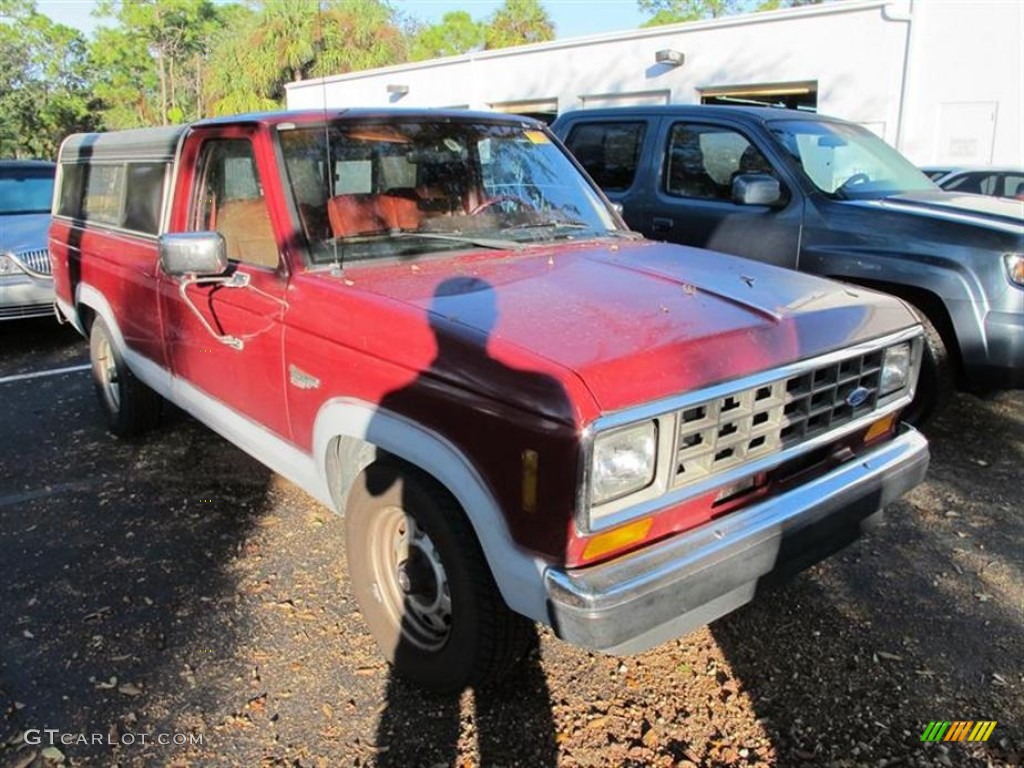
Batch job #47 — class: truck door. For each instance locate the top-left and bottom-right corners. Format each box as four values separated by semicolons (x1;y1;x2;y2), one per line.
560;119;653;229
644;119;804;270
159;128;292;439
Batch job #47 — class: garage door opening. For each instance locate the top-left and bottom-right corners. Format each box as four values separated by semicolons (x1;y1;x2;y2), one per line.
488;98;559;124
700;81;817;111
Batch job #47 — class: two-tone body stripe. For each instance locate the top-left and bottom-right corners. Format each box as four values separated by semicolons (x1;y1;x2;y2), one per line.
857;199;1024;237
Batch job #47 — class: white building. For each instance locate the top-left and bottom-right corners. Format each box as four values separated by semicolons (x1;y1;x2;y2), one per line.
285;0;1023;167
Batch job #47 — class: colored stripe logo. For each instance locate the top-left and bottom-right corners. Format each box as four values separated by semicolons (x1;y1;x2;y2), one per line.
920;721;997;742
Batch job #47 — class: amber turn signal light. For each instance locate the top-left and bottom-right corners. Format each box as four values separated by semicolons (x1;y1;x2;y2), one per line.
863;413;897;444
581;517;654;562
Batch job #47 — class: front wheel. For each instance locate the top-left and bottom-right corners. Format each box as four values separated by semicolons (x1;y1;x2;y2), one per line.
346;461;534;693
902;310;955;426
89;317;162;437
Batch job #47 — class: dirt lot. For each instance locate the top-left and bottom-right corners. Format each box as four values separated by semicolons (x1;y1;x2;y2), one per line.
1;318;1021;768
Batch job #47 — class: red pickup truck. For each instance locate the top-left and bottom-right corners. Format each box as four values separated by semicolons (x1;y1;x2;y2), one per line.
50;110;929;692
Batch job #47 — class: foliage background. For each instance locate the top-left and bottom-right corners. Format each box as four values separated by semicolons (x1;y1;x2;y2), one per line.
0;0;816;158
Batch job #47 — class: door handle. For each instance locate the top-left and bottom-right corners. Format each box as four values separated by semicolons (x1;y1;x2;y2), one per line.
651;217;673;233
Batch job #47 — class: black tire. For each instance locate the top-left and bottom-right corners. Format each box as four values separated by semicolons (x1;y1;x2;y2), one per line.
346;461;534;693
89;317;162;437
902;310;955;426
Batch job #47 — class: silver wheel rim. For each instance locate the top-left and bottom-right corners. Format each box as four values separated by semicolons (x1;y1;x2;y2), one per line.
369;506;452;651
94;333;121;413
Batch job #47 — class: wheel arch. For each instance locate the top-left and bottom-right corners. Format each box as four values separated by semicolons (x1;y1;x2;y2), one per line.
829;277;964;377
313;398;550;623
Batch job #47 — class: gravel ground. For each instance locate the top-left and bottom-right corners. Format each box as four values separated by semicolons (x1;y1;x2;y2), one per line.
1;319;1021;768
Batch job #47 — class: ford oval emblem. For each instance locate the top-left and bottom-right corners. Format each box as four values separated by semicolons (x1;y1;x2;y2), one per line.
846;386;871;408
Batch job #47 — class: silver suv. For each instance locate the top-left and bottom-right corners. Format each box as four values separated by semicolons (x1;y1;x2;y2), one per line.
1;160;56;320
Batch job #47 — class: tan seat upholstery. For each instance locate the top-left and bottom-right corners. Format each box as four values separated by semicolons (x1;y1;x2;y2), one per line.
216;198;279;269
327;194;422;237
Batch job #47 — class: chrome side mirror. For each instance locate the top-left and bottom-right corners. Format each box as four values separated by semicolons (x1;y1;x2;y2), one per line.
731;174;783;207
159;232;228;277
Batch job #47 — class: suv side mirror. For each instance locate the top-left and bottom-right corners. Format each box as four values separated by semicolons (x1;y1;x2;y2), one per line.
159;232;228;277
732;174;783;207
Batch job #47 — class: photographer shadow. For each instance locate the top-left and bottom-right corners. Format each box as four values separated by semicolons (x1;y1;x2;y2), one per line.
361;276;566;767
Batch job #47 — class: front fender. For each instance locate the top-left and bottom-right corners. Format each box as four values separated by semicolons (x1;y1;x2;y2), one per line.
808;246;991;365
312;397;552;623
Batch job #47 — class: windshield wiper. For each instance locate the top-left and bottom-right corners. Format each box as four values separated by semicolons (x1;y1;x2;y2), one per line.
503;220;641;240
508;219;591;230
390;230;525;251
331;230;524;252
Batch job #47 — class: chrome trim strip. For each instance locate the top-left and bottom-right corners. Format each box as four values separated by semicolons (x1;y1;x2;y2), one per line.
593;326;921;433
587;395;910;533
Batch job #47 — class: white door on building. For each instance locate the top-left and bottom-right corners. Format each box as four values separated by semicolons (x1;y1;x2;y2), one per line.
935;102;997;165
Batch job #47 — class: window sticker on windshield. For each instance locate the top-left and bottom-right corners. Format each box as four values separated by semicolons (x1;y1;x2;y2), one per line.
524;130;550;144
478;138;492;163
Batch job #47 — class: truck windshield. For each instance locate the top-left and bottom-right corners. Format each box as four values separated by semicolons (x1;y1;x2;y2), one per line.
769;120;936;200
278;120;621;263
0;167;55;215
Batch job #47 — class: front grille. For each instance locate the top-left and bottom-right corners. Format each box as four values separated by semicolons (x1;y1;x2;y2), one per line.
0;302;53;320
14;248;52;275
674;349;884;486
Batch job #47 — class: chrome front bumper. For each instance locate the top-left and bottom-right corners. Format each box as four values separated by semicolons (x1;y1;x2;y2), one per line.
0;273;54;320
545;425;929;654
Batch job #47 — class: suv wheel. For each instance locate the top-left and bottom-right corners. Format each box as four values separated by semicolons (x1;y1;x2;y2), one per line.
346;461;534;693
89;317;162;437
903;310;954;426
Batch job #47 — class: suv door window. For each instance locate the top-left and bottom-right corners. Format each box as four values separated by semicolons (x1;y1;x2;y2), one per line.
944;172;997;196
564;122;646;191
664;123;773;201
191;139;279;269
1000;173;1024;199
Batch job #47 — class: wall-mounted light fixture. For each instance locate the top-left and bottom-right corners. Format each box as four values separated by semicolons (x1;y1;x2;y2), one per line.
386;84;410;96
654;49;685;67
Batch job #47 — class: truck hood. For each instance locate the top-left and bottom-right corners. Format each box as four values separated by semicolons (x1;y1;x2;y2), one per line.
851;191;1024;235
0;212;51;252
332;240;918;423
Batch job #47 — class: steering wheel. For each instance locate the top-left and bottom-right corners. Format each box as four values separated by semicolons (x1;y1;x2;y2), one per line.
469;195;534;215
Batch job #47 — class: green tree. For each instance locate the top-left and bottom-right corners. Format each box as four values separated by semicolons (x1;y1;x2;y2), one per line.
91;0;224;128
410;10;483;61
0;0;97;157
204;0;408;116
638;0;821;26
484;0;555;50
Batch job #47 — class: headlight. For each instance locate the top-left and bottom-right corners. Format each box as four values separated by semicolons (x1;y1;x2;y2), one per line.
1005;253;1024;287
0;253;24;276
880;342;911;395
591;421;656;505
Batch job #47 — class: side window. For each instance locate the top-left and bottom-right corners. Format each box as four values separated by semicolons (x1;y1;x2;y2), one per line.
57;162;166;234
122;163;167;235
191;139;279;270
665;123;773;201
334;160;372;194
57;164;85;219
978;173;997;196
564;122;646;192
1003;174;1024;199
82;164;124;225
944;172;993;195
